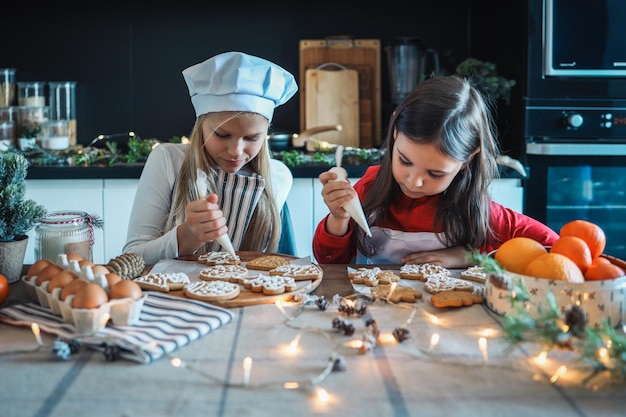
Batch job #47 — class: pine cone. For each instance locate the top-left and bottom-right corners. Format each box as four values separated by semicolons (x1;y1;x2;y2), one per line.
106;252;146;280
487;273;511;290
565;305;587;337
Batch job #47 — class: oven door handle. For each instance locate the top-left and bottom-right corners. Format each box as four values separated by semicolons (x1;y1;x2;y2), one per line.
526;143;626;156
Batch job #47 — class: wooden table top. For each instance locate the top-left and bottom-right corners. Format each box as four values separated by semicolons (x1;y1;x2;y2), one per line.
3;262;624;417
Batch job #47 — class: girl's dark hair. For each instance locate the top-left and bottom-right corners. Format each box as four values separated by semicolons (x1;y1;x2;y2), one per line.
355;75;501;256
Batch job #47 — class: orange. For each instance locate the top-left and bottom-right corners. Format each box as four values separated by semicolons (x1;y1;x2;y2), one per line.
0;274;8;305
494;237;548;274
549;235;592;273
559;220;606;258
524;252;585;283
584;257;626;281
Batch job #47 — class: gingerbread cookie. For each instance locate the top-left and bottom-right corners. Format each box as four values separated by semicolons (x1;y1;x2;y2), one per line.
269;264;323;281
246;255;291;271
430;290;484;308
399;263;452;281
133;272;190;292
184;281;240;302
242;274;297;295
459;265;487;284
424;275;475;294
199;264;250;282
376;270;401;285
348;267;382;287
198;251;241;266
370;284;423;303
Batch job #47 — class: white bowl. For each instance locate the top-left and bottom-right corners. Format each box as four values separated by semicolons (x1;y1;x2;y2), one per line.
485;255;626;328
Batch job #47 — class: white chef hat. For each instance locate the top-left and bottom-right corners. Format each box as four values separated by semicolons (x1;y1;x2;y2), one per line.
182;51;298;122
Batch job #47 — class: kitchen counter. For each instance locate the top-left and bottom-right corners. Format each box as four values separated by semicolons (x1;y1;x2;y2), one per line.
25;163;527;180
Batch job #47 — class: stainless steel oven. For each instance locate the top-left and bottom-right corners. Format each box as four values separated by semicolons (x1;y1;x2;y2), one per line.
524;136;626;259
523;1;626;258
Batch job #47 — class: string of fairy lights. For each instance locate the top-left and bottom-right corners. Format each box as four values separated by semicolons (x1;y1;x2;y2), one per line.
3;286;625;403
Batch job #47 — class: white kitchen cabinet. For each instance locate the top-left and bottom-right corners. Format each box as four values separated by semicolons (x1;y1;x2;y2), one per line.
488;178;523;213
103;179;139;263
24;179;139;264
286;178;315;257
286;177;524;261
23;175;523;265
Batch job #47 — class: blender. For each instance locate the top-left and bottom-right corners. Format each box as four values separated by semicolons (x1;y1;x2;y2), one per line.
386;37;440;106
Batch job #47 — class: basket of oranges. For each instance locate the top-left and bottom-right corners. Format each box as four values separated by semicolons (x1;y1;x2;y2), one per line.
485;220;626;327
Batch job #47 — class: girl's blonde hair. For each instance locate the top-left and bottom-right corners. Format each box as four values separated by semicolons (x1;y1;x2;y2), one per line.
166;112;282;252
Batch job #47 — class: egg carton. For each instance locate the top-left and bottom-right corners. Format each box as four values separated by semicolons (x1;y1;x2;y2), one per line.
22;275;146;334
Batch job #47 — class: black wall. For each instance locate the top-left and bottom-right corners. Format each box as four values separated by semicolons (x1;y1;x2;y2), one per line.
4;1;526;158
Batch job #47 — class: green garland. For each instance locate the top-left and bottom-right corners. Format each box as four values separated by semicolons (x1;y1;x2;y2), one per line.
8;135;178;167
12;135;381;169
467;248;626;385
273;147;383;168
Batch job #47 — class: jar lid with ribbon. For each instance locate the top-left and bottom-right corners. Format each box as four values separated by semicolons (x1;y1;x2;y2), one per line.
35;211;104;262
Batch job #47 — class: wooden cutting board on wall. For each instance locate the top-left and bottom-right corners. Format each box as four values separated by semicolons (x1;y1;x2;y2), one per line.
305;64;360;148
300;38;381;148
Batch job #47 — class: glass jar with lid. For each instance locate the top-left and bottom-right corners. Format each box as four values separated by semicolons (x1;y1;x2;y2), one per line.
35;211;96;262
17;105;49;150
48;81;77;146
0;68;16;106
17;81;46;107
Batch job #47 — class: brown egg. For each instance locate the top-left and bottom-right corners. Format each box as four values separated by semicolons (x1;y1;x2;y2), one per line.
91;265;110;276
35;264;64;286
27;259;54;280
47;270;79;293
66;253;84;262
72;283;109;309
60;278;89;301
78;259;95;269
104;273;122;288
109;280;143;300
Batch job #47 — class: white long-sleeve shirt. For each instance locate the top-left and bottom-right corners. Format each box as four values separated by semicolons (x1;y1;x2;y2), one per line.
123;143;292;265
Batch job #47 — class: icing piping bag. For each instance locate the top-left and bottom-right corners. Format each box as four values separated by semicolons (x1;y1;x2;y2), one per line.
195;169;237;256
328;146;372;237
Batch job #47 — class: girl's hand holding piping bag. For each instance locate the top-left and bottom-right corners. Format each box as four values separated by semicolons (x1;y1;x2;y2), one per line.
319;169;372;238
178;193;229;255
190;168;237;257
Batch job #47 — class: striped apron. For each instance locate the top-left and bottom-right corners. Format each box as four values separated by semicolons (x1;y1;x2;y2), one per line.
206;169;266;252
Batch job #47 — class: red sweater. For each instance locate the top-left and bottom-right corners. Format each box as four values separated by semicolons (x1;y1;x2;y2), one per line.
313;165;559;264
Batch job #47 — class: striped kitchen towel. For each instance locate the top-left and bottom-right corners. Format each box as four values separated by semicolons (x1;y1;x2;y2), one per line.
0;292;234;364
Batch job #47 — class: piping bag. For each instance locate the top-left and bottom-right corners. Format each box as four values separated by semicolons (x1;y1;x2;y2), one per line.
196;169;237;257
328;146;372;237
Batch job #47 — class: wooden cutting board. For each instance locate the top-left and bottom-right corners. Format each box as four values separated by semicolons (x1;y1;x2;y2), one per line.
300;38;381;147
305;64;359;148
151;252;323;308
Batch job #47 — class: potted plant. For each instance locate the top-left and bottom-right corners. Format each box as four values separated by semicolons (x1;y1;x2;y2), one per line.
0;152;47;283
455;58;516;105
18;121;42;151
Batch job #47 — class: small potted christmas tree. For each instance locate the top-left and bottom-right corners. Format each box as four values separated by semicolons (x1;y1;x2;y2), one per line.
0;152;47;282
